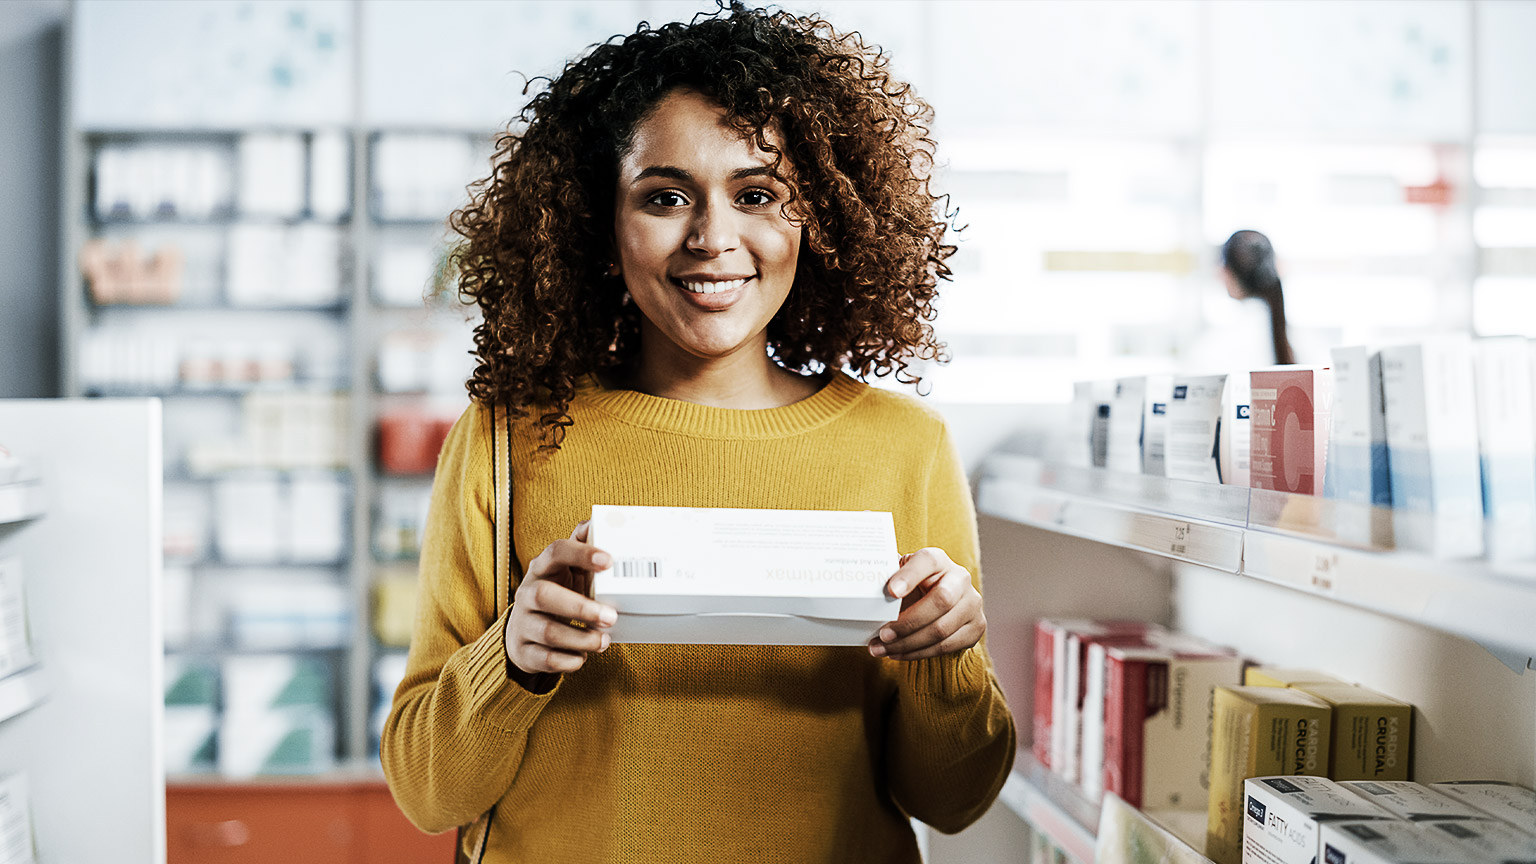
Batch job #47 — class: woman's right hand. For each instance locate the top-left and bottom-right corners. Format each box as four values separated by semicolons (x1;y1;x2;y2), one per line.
505;521;617;688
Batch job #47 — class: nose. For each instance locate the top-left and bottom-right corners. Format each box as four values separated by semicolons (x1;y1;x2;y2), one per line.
685;199;739;257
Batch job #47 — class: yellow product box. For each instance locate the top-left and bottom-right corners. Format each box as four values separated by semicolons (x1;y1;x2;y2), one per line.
1207;685;1333;864
1245;667;1346;688
1292;683;1412;781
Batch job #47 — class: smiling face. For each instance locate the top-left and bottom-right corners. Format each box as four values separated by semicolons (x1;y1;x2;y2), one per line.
613;89;802;375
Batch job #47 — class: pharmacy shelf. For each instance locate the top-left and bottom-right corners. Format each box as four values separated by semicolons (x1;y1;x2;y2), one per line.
999;753;1099;864
1000;754;1218;864
976;455;1536;659
0;665;48;725
0;481;45;525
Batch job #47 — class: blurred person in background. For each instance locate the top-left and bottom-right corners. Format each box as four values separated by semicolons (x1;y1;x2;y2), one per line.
380;4;1015;862
1185;228;1300;369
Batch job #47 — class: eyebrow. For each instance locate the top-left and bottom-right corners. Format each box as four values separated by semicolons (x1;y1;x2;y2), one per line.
631;165;780;183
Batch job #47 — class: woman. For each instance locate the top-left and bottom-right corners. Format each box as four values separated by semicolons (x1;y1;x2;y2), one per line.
1220;229;1295;366
381;5;1015;862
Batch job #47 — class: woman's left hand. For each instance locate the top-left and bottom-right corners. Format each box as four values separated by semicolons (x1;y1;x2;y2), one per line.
869;547;985;661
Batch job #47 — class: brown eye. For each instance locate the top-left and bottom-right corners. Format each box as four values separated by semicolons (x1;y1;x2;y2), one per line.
647;190;688;208
738;189;774;207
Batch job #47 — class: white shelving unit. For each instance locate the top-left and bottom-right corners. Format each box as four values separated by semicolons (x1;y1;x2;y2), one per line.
0;399;166;863
938;452;1536;864
977;454;1536;663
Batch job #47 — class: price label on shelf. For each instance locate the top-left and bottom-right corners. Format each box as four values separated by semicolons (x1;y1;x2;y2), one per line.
1168;521;1192;557
1309;552;1341;594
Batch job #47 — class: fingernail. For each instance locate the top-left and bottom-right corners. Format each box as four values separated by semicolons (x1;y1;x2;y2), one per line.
880;627;896;643
600;633;611;652
598;606;617;626
869;643;886;657
592;552;611;569
889;581;906;598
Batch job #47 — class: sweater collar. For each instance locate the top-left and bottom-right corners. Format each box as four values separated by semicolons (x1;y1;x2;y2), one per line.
579;371;868;438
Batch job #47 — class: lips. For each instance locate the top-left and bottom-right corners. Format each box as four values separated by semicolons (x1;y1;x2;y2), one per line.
669;275;753;310
674;276;752;294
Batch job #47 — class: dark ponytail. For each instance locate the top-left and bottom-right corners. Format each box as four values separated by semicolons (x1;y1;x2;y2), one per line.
1222;229;1295;365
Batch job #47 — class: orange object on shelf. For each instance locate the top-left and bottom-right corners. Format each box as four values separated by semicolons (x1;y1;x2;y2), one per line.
376;412;455;475
166;780;455;864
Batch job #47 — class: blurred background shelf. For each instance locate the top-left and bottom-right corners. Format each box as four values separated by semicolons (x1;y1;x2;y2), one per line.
0;666;47;726
0;481;45;525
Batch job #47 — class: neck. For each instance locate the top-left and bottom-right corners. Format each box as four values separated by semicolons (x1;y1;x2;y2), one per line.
626;335;816;410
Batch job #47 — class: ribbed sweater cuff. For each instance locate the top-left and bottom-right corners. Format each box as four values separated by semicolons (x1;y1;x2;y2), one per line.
902;645;990;699
463;608;560;733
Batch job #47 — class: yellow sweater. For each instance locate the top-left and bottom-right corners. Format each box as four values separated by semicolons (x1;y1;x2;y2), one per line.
382;372;1015;863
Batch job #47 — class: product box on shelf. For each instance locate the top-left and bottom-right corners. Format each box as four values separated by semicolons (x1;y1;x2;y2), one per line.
1095;639;1243;809
1032;618;1160;773
1249;366;1333;495
1106;377;1147;474
1340;780;1490;822
1471;336;1536;532
1141;374;1175;477
1379;340;1484;555
1428;780;1536;835
1220;372;1252;487
1319;819;1468;864
218;654;336;777
1289;683;1412;782
1241;776;1393;864
0;558;35;679
1054;620;1165;784
1067;380;1115;468
1207;686;1334;864
1326;347;1392;508
1420;817;1536;859
0;772;36;864
589;506;900;645
1165;374;1227;483
1245;667;1346;688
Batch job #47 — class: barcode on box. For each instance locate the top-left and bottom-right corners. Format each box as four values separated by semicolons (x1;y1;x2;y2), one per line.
616;559;661;579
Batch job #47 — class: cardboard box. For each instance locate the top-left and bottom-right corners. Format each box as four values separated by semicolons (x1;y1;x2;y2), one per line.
1063;624;1167;784
1250;366;1333;495
1326;348;1392;508
1421;817;1536;859
1032;618;1161;776
1429;781;1536;836
1245;667;1346;688
1340;780;1491;822
589;506;901;646
1291;683;1412;781
1472;337;1536;527
1079;630;1184;796
1142;374;1175;477
1221;373;1253;487
1166;374;1227;483
1098;640;1243;808
1320;820;1469;864
0;772;36;864
1107;376;1148;474
1058;621;1165;783
1208;686;1334;864
1242;776;1393;864
1379;340;1484;555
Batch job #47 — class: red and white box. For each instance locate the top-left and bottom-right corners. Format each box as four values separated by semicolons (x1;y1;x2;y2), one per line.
1060;620;1166;783
1033;619;1162;775
1250;366;1334;495
1101;640;1244;809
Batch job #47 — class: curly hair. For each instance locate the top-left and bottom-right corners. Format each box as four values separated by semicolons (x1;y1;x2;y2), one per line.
450;1;956;447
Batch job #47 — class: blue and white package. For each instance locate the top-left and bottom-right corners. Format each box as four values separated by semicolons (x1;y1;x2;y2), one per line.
1326;347;1391;507
1472;337;1536;527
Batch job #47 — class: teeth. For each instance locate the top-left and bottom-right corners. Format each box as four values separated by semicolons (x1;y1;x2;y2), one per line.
680;278;747;295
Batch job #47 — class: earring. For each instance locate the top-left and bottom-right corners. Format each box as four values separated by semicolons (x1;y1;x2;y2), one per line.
607;261;621;277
